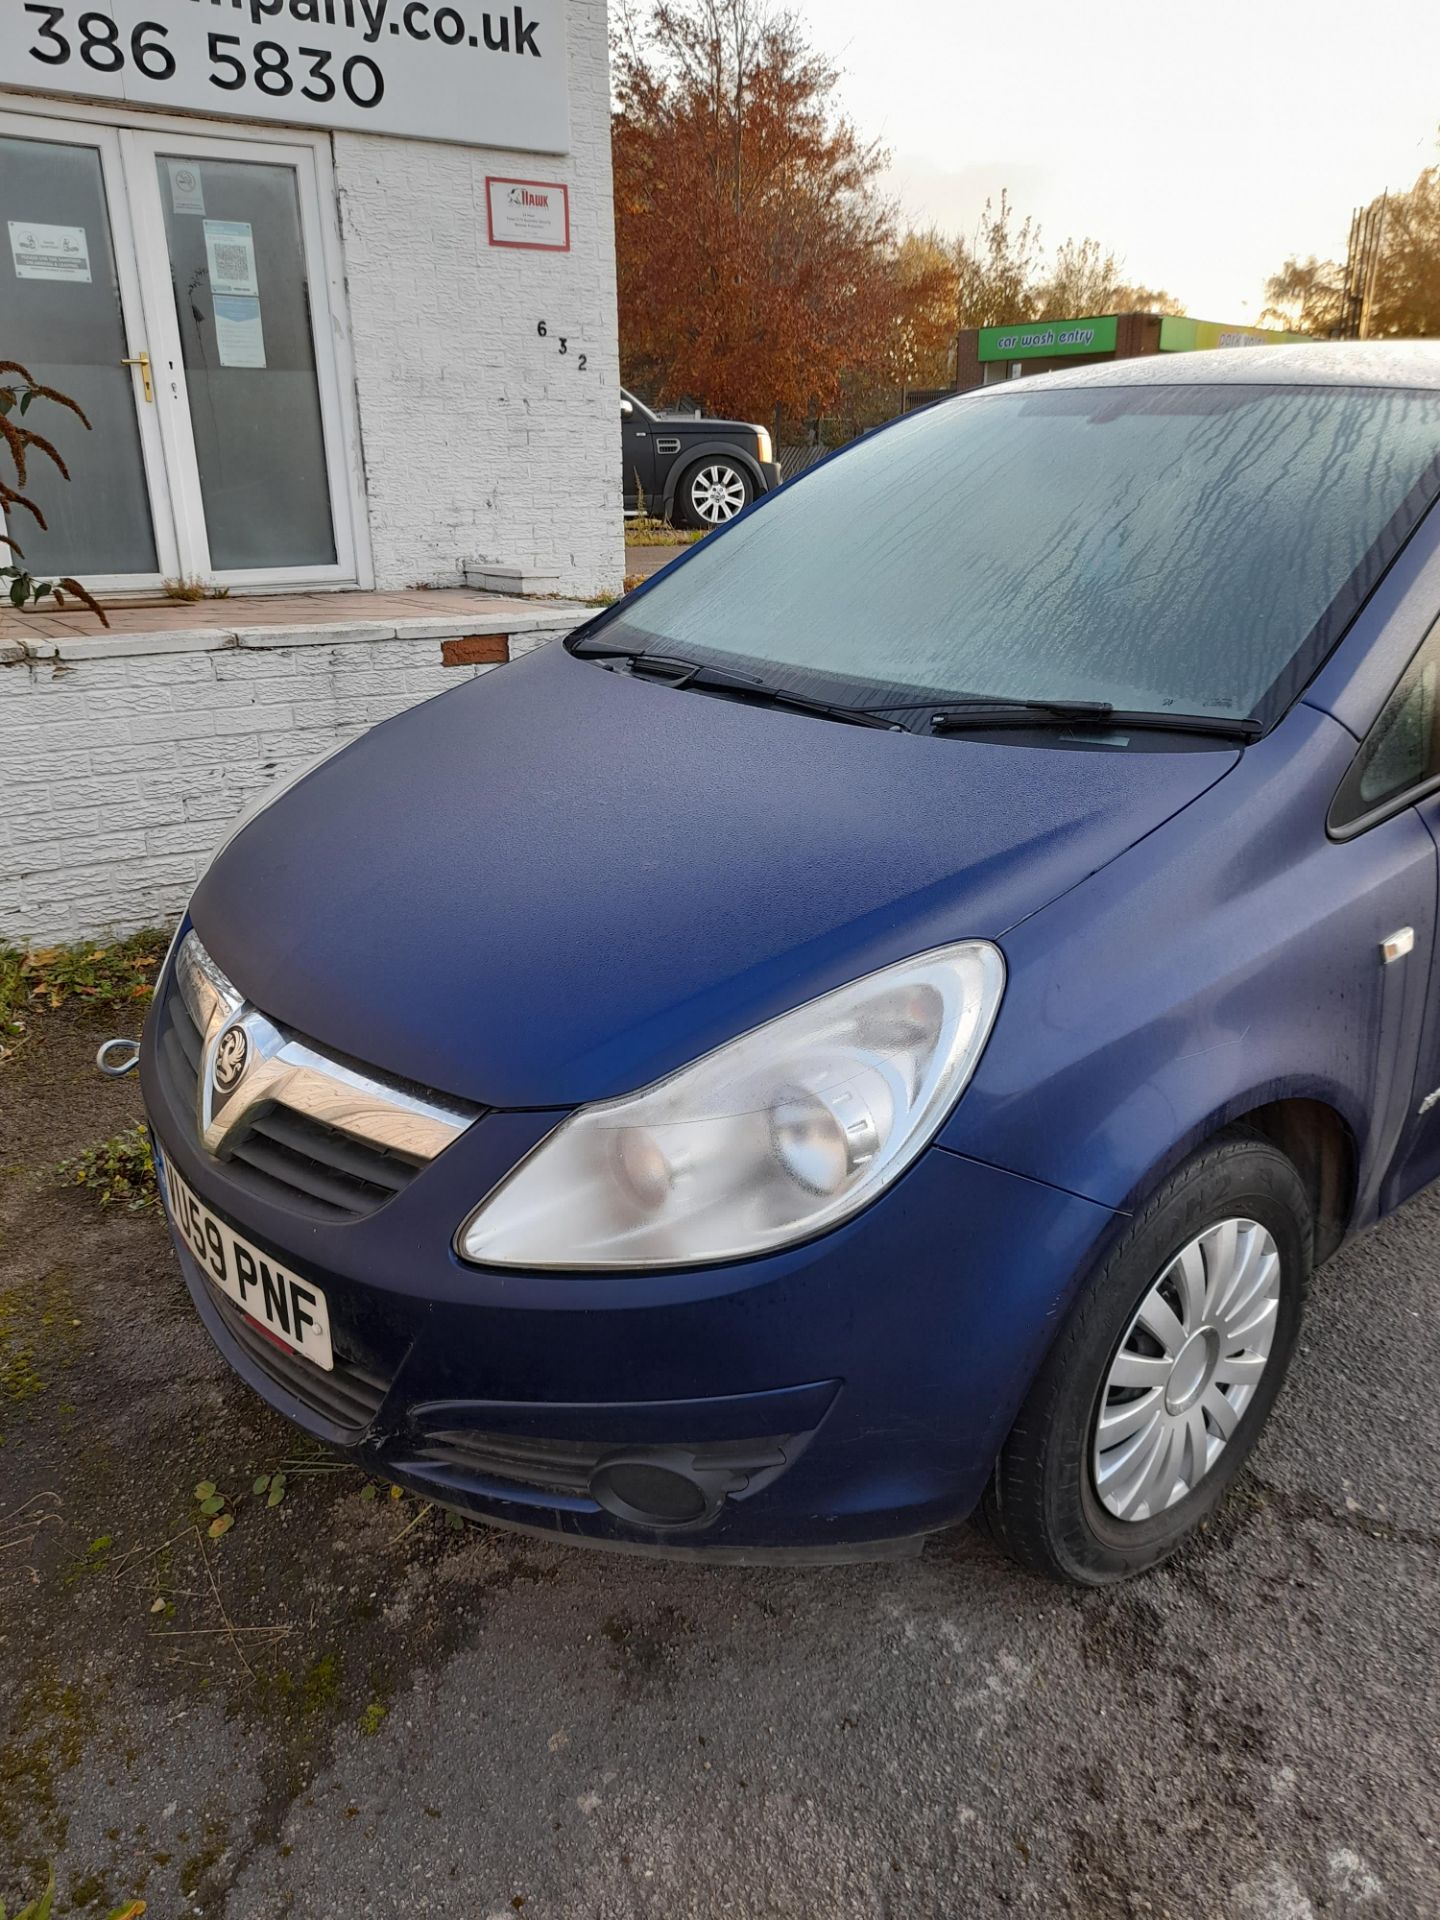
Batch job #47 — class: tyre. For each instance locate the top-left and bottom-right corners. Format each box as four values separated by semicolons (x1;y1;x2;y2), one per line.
676;458;753;529
983;1134;1311;1585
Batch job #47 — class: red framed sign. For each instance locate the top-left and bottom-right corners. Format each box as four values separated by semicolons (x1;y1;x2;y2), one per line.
485;177;571;252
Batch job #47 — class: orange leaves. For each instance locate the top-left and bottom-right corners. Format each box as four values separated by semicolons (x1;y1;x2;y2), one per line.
613;0;899;423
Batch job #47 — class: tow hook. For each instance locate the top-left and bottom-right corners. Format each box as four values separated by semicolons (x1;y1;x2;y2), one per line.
96;1037;141;1079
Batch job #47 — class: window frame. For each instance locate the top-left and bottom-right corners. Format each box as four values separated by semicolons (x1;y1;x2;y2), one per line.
1329;615;1440;839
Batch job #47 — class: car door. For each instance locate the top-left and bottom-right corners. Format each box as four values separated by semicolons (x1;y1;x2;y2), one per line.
621;392;658;514
1330;613;1440;1210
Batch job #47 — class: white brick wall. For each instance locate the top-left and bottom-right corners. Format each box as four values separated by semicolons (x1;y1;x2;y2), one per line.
0;618;578;946
0;4;621;942
335;0;624;599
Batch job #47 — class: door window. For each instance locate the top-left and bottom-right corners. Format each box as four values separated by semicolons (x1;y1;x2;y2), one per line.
1;131;159;574
152;152;336;570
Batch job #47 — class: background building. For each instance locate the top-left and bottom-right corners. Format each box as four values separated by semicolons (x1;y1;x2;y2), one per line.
0;0;622;600
946;311;1309;395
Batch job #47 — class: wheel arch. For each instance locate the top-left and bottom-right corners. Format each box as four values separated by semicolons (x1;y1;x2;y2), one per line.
661;443;766;519
1114;1091;1360;1268
1226;1096;1358;1265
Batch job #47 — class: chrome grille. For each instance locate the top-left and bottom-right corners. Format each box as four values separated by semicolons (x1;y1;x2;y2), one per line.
228;1107;416;1218
158;981;204;1096
158;934;479;1224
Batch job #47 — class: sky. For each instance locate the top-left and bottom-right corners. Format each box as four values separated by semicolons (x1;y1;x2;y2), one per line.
788;0;1440;321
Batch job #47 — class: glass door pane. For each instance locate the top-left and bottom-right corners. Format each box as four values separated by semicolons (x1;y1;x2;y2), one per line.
152;153;336;570
0;132;159;576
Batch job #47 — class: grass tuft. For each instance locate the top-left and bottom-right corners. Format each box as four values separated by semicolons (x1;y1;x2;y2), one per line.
59;1125;158;1214
624;516;705;549
1;930;169;1045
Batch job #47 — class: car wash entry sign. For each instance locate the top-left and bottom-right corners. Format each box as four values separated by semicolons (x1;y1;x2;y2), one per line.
977;315;1119;362
3;0;570;152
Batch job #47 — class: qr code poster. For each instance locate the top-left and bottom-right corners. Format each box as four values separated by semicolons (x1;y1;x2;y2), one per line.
204;220;259;300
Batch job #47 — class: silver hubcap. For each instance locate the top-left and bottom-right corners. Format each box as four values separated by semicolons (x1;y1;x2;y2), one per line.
1092;1218;1281;1521
691;466;747;524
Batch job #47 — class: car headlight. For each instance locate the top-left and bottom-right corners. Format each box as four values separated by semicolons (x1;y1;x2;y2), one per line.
456;942;1004;1271
753;425;774;465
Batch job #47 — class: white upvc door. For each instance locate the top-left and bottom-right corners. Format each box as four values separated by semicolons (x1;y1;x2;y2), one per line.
1;104;365;592
0;107;181;593
120;125;361;588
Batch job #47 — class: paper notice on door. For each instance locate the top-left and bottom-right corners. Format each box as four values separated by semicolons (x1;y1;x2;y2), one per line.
214;295;267;369
204;219;258;298
167;162;206;216
8;221;92;283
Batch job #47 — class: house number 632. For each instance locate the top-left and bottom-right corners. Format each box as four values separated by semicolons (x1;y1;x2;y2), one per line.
536;321;588;372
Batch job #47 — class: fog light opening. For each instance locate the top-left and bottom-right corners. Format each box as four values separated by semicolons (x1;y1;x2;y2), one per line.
589;1455;719;1530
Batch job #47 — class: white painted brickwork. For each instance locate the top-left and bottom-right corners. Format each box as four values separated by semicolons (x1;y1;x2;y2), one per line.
1;3;620;942
0;620;578;946
335;0;624;598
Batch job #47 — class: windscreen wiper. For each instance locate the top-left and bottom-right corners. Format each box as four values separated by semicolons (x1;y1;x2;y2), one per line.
571;641;762;688
928;698;1262;741
750;686;902;731
576;644;900;730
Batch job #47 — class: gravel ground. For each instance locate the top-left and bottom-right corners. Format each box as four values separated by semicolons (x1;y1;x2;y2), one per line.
623;540;696;580
1;1006;1436;1919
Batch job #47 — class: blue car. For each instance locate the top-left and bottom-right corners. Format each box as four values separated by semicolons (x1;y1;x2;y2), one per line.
141;343;1440;1584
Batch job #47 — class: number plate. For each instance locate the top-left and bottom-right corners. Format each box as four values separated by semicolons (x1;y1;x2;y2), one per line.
159;1150;334;1372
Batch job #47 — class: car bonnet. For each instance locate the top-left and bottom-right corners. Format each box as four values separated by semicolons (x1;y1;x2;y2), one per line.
189;643;1240;1107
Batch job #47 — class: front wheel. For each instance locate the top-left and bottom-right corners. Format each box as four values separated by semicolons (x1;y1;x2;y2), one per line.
676;459;753;529
983;1135;1311;1585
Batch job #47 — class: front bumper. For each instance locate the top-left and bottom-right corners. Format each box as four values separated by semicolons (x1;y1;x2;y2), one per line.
142;993;1117;1559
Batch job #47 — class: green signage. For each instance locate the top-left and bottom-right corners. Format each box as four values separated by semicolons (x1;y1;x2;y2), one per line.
977;315;1119;362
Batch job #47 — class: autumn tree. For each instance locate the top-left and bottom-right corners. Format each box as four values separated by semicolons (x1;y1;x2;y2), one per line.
828;201;1183;437
612;0;899;423
948;198;1180;332
829;229;958;434
1364;170;1440;335
1265;157;1440;339
1034;237;1183;320
1260;255;1345;334
953;193;1044;329
612;8;1182;437
885;230;962;390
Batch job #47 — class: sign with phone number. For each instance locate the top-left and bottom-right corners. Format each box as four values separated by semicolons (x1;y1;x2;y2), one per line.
1;0;570;152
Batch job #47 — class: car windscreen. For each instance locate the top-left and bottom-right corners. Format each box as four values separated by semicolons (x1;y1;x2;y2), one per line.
587;382;1440;726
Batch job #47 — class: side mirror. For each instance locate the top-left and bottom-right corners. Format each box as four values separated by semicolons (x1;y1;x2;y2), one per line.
621;398;635;419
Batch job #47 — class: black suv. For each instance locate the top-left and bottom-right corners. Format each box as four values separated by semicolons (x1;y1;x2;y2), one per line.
622;389;782;528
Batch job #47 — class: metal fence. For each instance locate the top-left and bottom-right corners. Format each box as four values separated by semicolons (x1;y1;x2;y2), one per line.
778;445;830;483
